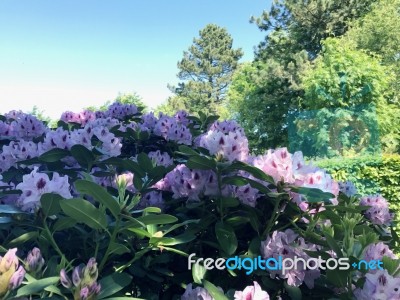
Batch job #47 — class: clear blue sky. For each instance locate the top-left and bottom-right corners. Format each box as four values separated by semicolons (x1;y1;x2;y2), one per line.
0;0;271;119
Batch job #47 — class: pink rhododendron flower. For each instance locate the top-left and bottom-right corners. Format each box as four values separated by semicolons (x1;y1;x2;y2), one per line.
16;168;72;212
251;148;339;209
360;195;393;226
338;180;358;197
354;269;400;300
0;140;40;172
160;164;206;200
364;242;397;262
154;114;192;145
234;281;270;300
261;229;320;288
148;150;174;167
181;283;221;300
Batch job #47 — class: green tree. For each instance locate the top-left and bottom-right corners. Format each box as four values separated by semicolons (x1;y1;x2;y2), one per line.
171;24;243;115
226;0;376;152
252;0;376;59
154;95;187;116
345;0;400;97
298;38;399;154
226;52;310;152
27;105;53;125
86;92;147;112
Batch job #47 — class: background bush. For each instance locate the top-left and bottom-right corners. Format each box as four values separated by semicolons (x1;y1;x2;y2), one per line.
316;154;400;233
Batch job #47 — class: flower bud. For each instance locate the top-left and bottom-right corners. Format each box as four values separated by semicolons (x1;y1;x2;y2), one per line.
88;282;101;295
8;266;26;290
72;265;83;287
60;269;72;288
25;247;45;274
0;248;21;296
79;286;89;300
83;258;98;281
0;248;18;273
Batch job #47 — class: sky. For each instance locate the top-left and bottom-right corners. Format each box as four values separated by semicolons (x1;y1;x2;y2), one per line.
0;0;271;119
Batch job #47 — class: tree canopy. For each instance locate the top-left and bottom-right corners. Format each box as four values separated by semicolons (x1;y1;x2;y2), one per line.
171;24;243;115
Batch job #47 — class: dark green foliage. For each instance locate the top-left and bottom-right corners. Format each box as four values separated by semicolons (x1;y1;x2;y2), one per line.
316;154;400;232
227;0;379;153
252;0;376;59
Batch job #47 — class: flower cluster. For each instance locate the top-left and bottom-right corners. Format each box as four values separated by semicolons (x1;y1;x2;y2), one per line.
260;229;320;288
234;281;270;300
199;120;249;162
60;258;101;300
180;281;269;300
354;269;400;300
0;111;46;140
139;191;164;210
159;164;207;201
181;283;214;300
360;195;393;226
103;102;138;120
148;150;174;167
252;148;339;209
338;180;358;197
363;242;397;262
0;248;26;297
15;168;72;212
60;110;96;125
0;140;40;172
153;114;192;145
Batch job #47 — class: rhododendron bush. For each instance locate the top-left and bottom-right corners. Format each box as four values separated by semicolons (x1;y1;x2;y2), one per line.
0;103;399;300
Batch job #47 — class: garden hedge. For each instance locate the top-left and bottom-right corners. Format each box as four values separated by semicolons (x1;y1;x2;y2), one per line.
316;154;400;233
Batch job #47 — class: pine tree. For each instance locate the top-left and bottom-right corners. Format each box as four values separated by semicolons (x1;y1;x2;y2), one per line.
171;24;243;115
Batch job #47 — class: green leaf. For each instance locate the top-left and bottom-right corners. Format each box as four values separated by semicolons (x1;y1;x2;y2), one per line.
15;277;60;296
75;179;120;218
97;273;133;299
216;197;239;208
148;165;168;184
127;227;152;238
290;186;335;203
142;207;162;214
162;219;200;235
60;198;107;230
192;262;206;284
224;161;275;184
136;214;178;225
284;281;302;300
225;216;250;227
177;145;199;156
0;216;12;223
382;256;400;276
7;231;39;247
108;243;131;256
324;234;343;257
123;160;146;178
187;155;216;170
215;222;237;256
53;217;77;232
326;269;350;288
0;204;25;214
137;152;153;173
40;193;63;216
222;176;248;186
150;232;196;246
202;280;228;300
39;148;70;163
70;144;95;170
